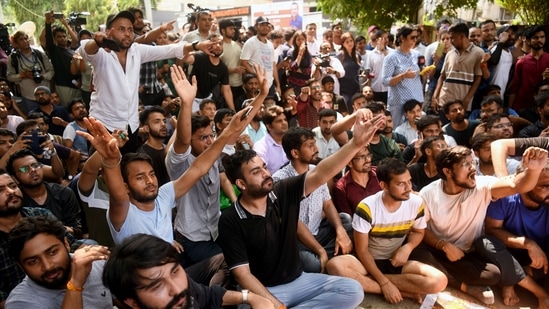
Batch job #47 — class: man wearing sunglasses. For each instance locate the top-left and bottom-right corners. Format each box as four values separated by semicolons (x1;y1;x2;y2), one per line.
6;149;82;238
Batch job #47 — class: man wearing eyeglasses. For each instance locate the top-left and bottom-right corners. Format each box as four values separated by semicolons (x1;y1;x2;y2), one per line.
412;145;548;305
5;149;82;238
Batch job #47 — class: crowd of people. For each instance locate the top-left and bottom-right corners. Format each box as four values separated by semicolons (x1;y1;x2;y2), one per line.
0;6;548;309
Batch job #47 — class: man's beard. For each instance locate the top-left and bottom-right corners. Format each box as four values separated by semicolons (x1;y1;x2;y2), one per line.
136;288;192;309
0;196;23;217
247;177;273;198
38;98;50;105
129;186;158;203
451;171;476;189
150;128;167;139
35;252;71;289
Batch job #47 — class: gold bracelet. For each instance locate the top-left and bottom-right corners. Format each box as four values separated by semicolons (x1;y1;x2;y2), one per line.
66;281;83;292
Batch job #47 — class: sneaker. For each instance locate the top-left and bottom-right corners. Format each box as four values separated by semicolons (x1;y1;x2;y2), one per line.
465;285;495;305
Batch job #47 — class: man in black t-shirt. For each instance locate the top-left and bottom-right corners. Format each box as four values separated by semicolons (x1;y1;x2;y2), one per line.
137;106;170;186
408;135;447;191
185;33;235;111
218;110;386;308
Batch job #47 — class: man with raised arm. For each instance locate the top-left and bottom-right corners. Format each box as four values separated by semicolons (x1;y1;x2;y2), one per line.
76;65;267;247
217;110;387;308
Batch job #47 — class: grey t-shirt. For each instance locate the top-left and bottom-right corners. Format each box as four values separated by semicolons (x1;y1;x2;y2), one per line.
5;259;112;309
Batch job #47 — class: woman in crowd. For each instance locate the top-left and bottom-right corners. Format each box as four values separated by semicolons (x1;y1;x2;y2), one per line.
382;25;424;127
286;31;313;94
337;32;361;112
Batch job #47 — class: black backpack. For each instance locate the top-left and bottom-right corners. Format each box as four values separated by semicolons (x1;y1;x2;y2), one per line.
10;48;46;74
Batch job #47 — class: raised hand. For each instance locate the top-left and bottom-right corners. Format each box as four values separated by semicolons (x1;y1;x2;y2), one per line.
76;117;121;163
352;112;386;148
253;63;269;96
170;64;197;105
522;147;548;171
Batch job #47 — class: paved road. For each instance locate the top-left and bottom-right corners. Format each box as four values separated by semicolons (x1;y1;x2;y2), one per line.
358;286;538;308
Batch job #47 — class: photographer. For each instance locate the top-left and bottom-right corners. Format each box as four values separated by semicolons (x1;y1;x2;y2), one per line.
312;41;345;95
42;11;81;107
7;31;54;115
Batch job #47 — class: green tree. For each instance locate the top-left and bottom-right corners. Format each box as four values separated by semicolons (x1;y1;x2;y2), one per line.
5;0;150;38
496;0;549;25
317;0;477;30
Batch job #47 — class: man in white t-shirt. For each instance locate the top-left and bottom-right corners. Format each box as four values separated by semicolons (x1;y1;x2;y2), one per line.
326;158;447;304
240;16;281;96
414;145;547;305
489;25;517;98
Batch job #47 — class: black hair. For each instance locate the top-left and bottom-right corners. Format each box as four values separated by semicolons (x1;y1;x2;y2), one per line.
536;92;549;110
68;98;85;113
480;95;503;108
243;73;258;84
485;113;510;130
214;108;235;132
420;135;445;158
321;75;335;85
6;149;37;176
482;84;501;97
199;99;216;111
318;108;337;120
120;152;153;183
436;146;472;180
218;18;235;30
222;149;258;184
9;216;66;262
282;127;315;160
376;158;408;184
0;128;15;138
15;119;38;137
351;93;366;104
395;25;418;46
470;132;496;152
416;115;440;132
103;234;179;303
443;100;463;115
480;19;495;28
26;112;50;123
365;102;385;114
448;23;469;37
263;105;285;126
139;106;166;126
402;99;422;113
436;19;451;31
191;115;212;134
535;78;549;95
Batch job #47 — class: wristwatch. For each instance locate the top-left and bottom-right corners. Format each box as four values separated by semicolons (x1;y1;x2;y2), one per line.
241;289;249;304
191;40;199;51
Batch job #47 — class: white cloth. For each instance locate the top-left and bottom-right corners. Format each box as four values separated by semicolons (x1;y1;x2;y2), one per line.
240;36;276;88
419;176;497;251
79;40;185;132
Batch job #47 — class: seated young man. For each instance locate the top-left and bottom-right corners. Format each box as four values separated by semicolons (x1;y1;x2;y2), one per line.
217;110;387;308
103;234;274;309
327;158;447;304
6;217;112;308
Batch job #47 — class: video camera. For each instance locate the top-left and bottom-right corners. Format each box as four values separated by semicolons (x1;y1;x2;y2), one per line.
67;12;90;32
315;53;331;67
186;3;210;32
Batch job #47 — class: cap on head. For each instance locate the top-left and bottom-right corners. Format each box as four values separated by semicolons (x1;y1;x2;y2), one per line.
106;10;136;29
34;86;51;95
255;16;271;26
78;29;92;40
331;19;342;29
368;25;379;34
496;24;518;36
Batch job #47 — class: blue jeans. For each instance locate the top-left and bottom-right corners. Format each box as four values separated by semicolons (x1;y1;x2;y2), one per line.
267;272;363;309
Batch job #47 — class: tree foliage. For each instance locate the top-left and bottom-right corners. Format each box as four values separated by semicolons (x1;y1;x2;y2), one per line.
317;0;477;30
5;0;151;39
496;0;549;25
